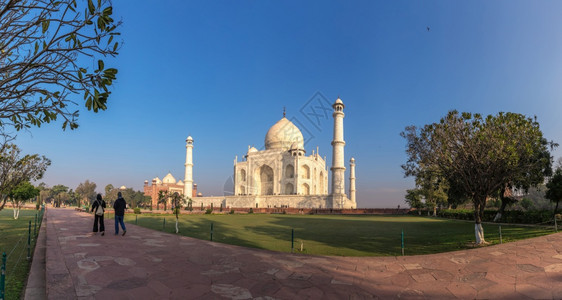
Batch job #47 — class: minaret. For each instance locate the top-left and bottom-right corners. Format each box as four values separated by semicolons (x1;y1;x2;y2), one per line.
184;136;194;199
330;97;346;197
349;157;356;204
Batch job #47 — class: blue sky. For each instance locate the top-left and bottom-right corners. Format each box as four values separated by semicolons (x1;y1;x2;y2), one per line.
15;1;562;207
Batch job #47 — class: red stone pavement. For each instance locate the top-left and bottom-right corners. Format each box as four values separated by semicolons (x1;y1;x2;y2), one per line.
31;208;562;299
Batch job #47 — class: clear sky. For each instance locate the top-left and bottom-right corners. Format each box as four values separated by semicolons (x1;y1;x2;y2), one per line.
14;1;562;207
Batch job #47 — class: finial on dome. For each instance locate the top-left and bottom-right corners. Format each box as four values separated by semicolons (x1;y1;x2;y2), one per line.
283;106;286;118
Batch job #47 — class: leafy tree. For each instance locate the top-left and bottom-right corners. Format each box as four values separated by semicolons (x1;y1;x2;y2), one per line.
413;169;448;216
37;182;52;207
0;0;121;134
157;190;168;211
405;188;423;214
0;143;50;211
51;184;68;207
546;168;562;216
402;111;555;244
9;181;39;219
170;192;186;233
76;180;97;207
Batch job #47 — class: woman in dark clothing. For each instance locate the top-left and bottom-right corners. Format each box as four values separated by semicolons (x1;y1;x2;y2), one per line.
91;193;106;236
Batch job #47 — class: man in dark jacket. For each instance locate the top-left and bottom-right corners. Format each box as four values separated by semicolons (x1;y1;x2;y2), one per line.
113;192;127;236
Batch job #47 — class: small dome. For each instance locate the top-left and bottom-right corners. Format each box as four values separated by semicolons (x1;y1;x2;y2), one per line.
119;185;127;190
350;157;355;162
177;180;184;186
162;173;176;184
247;146;258;155
264;117;304;151
153;177;162;185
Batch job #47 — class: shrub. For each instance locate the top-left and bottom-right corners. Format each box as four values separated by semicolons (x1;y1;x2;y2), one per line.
249;208;254;214
133;207;141;214
438;208;554;224
205;209;212;214
229;209;235;214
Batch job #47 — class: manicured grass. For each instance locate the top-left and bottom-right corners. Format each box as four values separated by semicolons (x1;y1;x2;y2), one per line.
0;209;42;300
123;213;555;256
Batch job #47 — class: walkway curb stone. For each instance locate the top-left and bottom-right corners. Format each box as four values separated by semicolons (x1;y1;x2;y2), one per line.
40;208;562;299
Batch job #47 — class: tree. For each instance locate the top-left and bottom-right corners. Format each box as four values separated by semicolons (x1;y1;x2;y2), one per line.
405;188;423;214
76;180;97;207
545;168;562;216
157;190;168;211
402;111;555;244
51;184;68;207
413;169;448;216
0;0;121;134
170;192;186;233
9;181;39;219
0;143;50;211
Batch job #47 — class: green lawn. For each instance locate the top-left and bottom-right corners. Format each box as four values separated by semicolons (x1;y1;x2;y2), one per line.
123;213;555;256
0;209;42;300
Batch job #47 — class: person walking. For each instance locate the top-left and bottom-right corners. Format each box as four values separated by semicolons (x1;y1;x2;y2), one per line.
113;192;127;236
91;194;106;236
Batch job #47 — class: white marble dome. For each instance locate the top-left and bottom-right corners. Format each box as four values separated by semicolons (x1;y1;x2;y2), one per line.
264;117;304;150
162;173;176;184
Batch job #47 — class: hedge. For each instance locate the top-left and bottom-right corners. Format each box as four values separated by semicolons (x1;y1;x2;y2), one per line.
410;209;555;224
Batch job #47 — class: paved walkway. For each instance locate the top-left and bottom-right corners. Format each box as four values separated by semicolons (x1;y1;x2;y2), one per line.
34;208;562;299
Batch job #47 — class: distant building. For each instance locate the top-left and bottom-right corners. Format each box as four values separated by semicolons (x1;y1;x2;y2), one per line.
143;173;198;208
144;97;357;209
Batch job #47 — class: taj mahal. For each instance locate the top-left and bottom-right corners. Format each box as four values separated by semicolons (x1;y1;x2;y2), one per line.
144;97;357;209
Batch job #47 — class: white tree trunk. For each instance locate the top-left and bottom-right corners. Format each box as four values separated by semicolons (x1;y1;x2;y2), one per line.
433;206;437;217
493;212;502;222
175;218;179;234
475;223;486;244
13;207;18;219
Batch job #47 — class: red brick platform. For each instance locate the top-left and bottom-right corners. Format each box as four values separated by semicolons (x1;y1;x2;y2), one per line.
33;208;562;299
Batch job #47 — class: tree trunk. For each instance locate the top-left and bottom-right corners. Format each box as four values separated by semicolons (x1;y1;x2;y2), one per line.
433;206;437;217
473;198;487;244
493;200;508;222
554;200;560;217
175;218;179;234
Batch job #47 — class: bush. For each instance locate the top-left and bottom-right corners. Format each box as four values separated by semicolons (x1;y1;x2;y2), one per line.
205;209;212;214
133;207;141;214
249;208;254;214
437;208;554;224
229;209;235;214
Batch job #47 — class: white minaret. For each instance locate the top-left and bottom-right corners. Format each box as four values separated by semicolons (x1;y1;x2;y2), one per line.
184;136;194;199
349;157;356;204
330;97;346;196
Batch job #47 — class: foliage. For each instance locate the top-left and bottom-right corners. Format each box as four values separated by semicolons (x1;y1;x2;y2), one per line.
205;208;212;214
520;198;534;210
436;208;554;224
157;190;168;210
545;168;562;215
123;213;554;257
75;180;97;206
229;209;235;214
404;189;423;209
402;111;555;242
50;184;68;207
9;181;39;219
248;207;253;214
133;207;141;214
0;0;121;133
0;143;50;211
